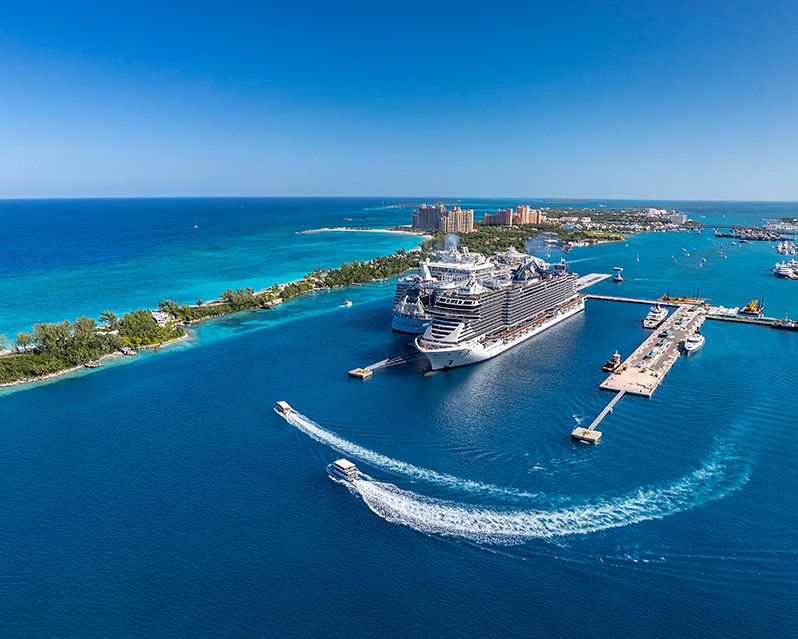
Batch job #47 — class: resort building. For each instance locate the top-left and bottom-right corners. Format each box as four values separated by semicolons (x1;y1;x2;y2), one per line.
670;213;688;225
483;205;542;227
412;204;474;233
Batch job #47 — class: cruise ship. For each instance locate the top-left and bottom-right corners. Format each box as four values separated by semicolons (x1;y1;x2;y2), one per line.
391;246;497;333
415;256;582;369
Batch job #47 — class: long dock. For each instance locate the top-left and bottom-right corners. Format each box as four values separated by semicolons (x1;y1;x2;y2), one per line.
600;304;705;397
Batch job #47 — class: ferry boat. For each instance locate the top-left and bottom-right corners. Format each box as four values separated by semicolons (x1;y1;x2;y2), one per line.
739;298;764;315
642;304;668;329
415;257;582;370
602;351;622;372
682;331;705;354
327;459;359;482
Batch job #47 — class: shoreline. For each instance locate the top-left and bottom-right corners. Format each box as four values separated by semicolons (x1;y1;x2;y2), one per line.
298;226;432;239
0;332;191;390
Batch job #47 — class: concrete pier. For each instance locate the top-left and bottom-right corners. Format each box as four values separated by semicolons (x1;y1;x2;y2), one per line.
600;304;705;397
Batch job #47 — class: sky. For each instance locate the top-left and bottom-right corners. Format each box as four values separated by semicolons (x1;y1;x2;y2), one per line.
1;0;797;200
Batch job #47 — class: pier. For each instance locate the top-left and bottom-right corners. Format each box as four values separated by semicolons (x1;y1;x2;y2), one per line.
575;273;612;290
600;304;705;397
571;389;626;444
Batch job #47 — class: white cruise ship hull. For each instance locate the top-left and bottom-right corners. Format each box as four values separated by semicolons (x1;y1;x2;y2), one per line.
416;298;584;370
392;311;432;334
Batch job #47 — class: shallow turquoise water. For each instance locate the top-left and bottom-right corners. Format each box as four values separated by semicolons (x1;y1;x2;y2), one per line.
0;198;796;637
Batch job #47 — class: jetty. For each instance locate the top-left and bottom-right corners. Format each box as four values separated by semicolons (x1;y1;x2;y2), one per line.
575;273;613;290
600;304;705;397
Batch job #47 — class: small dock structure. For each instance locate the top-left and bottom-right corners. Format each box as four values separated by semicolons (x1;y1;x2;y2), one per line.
348;368;373;379
571;389;627;444
575;273;612;291
600;304;705;397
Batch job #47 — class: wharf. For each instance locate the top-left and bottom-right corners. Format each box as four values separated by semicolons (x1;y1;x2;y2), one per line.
585;294;680;307
600;304;705;397
575;273;613;290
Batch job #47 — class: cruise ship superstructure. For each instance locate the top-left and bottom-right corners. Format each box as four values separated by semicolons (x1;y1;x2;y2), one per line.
415;256;582;370
391;246;504;333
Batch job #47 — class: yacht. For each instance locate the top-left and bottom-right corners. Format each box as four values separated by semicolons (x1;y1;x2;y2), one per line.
642;304;668;329
683;331;705;354
327;459;359;482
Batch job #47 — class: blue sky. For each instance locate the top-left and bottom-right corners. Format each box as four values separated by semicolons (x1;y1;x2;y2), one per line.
1;1;797;199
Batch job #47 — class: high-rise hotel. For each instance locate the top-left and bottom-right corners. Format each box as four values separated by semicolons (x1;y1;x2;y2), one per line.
411;203;474;233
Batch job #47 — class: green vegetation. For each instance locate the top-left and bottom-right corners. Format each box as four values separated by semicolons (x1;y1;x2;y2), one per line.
421;223;623;254
0;311;185;385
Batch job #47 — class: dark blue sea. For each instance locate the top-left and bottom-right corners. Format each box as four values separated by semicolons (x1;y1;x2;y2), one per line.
0;198;796;637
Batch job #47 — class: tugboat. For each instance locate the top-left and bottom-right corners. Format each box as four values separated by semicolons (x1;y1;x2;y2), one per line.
683;331;705;354
327;459;359;482
739;297;764;315
642;303;669;329
602;351;623;372
773;314;797;330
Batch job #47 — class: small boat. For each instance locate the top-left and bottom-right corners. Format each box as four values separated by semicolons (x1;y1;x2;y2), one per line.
274;401;293;415
701;257;706;262
740;297;764;315
636;254;640;262
341;300;353;307
602;351;623;372
683;331;705;354
642;304;669;329
193;221;198;228
773;314;797;330
684;253;691;257
327;459;359;482
83;361;102;369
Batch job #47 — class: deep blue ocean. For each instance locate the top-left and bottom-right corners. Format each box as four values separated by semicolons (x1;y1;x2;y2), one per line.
1;198;796;638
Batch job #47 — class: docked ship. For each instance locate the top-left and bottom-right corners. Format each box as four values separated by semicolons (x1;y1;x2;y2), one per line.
602;351;622;372
391;246;497;333
682;331;705;354
415;256;582;370
642;303;668;329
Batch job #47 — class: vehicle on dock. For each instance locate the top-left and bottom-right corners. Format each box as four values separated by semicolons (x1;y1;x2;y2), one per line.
327;459;359;482
682;331;706;354
739;297;764;315
274;401;293;415
642;304;668;329
602;351;623;372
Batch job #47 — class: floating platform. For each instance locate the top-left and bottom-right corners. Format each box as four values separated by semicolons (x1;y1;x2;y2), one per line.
571;427;602;444
348;368;373;379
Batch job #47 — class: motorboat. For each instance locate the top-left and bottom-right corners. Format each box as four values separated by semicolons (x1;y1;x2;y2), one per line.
274;401;293;415
327;459;359;482
683;332;705;354
341;300;353;307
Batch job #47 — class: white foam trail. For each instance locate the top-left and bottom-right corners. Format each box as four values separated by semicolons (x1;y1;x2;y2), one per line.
350;443;748;543
280;410;547;501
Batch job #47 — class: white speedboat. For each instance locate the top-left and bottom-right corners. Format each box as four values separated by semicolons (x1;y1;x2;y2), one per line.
274;401;293;415
327;459;359;482
642;304;668;329
341;300;353;307
683;332;705;354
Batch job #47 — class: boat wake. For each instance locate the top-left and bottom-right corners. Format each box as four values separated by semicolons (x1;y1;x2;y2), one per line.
279;409;548;502
350;441;748;543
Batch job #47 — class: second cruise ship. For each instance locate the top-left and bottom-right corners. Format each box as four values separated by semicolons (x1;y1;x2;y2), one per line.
415;256;582;370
